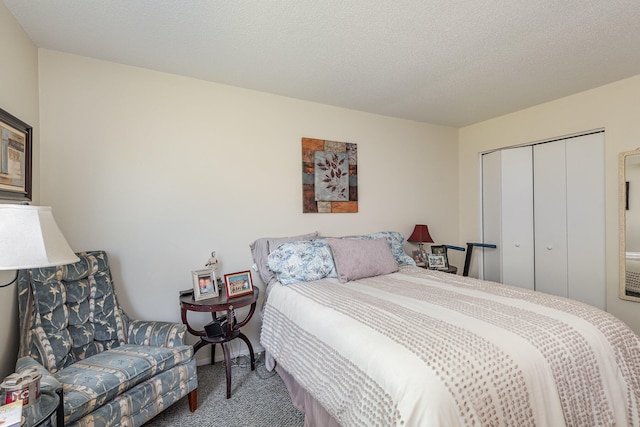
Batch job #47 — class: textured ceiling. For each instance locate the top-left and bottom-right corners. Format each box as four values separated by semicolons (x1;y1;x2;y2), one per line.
5;0;640;127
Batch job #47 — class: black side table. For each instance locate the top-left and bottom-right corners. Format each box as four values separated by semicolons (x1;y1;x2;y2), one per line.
442;265;458;274
180;288;259;398
418;264;458;274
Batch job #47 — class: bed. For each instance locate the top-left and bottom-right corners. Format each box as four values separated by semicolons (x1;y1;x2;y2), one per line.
253;232;640;426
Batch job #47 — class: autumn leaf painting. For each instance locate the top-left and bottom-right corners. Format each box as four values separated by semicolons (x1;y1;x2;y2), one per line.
314;151;348;201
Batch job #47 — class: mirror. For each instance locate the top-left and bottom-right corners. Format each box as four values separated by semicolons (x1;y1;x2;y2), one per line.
620;149;640;301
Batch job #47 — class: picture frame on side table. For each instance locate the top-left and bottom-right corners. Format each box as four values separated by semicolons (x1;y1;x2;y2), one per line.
429;245;449;270
412;250;426;267
0;108;32;201
224;270;254;299
430;245;447;255
427;254;449;270
192;268;219;300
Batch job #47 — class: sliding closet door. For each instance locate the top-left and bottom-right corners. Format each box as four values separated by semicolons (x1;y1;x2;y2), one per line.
482;147;534;289
566;133;605;309
533;141;568;297
500;147;534;289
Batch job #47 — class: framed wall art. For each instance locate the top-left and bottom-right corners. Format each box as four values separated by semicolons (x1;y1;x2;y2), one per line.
224;270;254;299
0;108;32;201
302;137;358;213
192;268;219;300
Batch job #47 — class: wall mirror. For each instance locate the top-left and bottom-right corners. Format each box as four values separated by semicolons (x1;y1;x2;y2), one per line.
620;149;640;301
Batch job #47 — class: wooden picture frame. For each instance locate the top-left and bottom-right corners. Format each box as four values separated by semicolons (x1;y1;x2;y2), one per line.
224;270;254;299
0;108;32;201
192;268;218;300
430;245;447;255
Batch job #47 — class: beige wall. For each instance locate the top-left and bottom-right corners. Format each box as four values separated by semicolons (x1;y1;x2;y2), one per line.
0;3;39;379
459;74;640;334
37;50;459;364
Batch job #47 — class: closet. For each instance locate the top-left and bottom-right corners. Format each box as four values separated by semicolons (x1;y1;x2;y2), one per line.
481;132;605;309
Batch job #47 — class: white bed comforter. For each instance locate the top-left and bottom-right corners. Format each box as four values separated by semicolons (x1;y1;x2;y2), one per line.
260;266;640;426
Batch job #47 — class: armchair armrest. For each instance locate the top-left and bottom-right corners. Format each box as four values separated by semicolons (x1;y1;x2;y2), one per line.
127;319;187;348
16;356;62;395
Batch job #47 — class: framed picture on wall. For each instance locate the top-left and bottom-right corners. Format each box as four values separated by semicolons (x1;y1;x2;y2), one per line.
192;268;219;300
0;108;32;201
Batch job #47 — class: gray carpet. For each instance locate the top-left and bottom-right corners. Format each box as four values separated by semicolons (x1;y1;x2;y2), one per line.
144;355;304;426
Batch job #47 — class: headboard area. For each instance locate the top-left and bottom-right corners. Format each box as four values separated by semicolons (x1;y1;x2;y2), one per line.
250;231;416;290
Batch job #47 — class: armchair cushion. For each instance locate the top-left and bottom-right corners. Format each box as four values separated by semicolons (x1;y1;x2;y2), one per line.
19;251;128;373
127;320;187;348
56;343;193;424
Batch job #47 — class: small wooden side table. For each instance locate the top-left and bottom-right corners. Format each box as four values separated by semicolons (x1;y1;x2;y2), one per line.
180;288;259;399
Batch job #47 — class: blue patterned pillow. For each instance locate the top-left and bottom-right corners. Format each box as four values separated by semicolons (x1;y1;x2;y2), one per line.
267;240;337;285
346;231;416;266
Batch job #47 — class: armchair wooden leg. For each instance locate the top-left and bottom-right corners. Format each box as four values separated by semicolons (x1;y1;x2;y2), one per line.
188;389;198;412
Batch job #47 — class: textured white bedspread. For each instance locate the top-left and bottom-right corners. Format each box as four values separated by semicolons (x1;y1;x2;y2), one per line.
260;266;640;426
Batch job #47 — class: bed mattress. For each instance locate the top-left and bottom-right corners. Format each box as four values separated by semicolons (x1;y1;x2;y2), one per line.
261;266;640;426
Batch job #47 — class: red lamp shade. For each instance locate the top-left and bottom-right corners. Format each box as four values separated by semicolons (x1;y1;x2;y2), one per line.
408;224;434;244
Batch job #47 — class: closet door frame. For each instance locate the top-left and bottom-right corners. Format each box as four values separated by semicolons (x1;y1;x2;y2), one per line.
565;133;605;309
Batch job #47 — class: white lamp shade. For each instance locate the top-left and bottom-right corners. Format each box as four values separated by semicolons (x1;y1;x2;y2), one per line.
0;205;79;270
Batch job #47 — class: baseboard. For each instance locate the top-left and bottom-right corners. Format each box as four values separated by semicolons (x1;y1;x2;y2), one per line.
194;343;265;366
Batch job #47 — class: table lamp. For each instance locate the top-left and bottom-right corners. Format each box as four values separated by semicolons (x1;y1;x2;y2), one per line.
407;224;434;253
0;205;79;287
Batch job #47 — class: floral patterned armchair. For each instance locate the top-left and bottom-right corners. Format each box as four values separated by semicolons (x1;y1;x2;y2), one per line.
16;251;198;426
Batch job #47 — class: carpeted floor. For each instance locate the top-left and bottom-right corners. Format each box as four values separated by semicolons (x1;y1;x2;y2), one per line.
144;355;304;427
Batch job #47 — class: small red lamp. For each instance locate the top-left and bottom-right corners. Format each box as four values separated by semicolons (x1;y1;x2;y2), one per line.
407;224;434;253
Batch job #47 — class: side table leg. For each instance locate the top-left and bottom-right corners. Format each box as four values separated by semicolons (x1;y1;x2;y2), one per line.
55;387;64;427
237;332;255;371
211;343;216;365
193;339;208;354
222;342;232;399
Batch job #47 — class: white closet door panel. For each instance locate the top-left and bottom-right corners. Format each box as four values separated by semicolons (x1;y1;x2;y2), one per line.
566;133;605;309
482;151;502;282
534;141;568;297
501;147;535;289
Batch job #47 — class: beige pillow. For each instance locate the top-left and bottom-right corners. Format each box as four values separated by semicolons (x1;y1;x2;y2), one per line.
327;237;398;283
